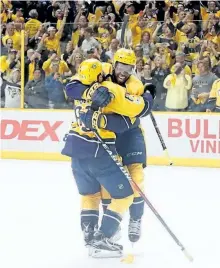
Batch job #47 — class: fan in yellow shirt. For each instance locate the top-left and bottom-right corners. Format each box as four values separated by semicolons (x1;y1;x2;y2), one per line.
71;11;88;48
171;5;185;24
154;43;172;68
175;23;200;47
54;9;64;30
200;2;220;21
124;2;139;31
25;9;42;38
131;15;156;47
40;9;68;55
0;49;19;77
0;0;12;23
96;15;116;49
2;23;21;51
175;23;201;71
42;52;70;77
98;15;116;39
192;40;219;76
11;8;24;23
40;27;62;56
0;5;11;23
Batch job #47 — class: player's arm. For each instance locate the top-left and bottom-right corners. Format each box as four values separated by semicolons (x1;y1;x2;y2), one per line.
100;81;154;118
80;83;155;131
98;84;156;132
65;80;88;100
80;110;139;134
81;81;148;117
67;79;154;118
100;114;138;133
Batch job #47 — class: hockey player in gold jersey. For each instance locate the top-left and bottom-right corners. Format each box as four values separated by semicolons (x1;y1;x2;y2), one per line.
62;58;154;257
95;49;156;244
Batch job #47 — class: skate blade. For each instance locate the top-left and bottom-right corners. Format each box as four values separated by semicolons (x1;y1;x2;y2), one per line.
90;248;123;258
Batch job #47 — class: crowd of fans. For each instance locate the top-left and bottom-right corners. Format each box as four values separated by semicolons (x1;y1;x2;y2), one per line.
0;0;219;112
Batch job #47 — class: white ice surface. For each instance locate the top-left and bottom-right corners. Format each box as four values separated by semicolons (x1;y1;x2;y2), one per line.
0;159;220;268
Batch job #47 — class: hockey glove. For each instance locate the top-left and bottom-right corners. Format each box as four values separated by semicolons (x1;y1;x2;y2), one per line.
143;83;156;99
91;86;112;110
80;108;107;131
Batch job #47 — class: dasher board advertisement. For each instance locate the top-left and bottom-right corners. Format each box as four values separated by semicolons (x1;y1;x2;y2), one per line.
0;109;219;168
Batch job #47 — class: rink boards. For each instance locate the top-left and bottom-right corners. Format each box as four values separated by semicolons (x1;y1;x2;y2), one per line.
0;109;219;168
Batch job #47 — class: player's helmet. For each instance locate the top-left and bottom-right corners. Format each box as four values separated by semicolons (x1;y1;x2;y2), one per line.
78;59;102;85
113;48;136;66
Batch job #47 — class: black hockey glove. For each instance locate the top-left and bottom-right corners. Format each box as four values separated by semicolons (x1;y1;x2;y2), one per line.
143;83;156;99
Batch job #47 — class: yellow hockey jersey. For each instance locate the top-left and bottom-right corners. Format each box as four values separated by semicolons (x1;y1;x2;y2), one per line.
71;80;146;141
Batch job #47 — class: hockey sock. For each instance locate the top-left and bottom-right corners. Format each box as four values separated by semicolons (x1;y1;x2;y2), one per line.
129;197;144;220
81;209;99;230
100;209;122;238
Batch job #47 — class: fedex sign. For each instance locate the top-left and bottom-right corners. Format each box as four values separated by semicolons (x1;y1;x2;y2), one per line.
0;120;63;141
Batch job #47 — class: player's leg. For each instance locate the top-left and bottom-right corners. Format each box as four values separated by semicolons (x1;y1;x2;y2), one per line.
127;163;145;243
101;186;122;242
101;163;145;243
88;153;134;257
115;127;146;243
71;158;101;246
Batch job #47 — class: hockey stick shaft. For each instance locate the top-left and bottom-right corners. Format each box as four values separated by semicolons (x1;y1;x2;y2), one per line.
121;14;129;48
94;131;193;262
150;112;173;165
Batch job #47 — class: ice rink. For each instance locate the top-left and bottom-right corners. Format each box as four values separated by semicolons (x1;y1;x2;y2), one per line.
0;159;220;268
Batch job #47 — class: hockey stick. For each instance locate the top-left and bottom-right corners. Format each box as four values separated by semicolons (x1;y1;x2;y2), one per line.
149;112;173;165
94;130;193;262
120;14;129;48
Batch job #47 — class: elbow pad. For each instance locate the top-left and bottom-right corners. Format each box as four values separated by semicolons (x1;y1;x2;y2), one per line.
65;81;88;100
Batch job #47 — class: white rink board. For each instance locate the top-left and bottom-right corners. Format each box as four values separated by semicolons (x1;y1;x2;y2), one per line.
0;110;220;165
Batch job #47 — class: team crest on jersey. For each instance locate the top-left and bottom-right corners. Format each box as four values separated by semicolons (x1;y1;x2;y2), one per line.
92;64;97;69
125;93;141;104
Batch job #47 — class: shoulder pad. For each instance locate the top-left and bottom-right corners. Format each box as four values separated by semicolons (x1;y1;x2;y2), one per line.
125;75;144;95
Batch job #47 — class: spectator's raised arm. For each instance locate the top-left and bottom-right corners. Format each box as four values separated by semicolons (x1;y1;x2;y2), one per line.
56;7;68;38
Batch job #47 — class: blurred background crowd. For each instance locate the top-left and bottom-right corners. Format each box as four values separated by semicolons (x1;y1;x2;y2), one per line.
0;0;219;112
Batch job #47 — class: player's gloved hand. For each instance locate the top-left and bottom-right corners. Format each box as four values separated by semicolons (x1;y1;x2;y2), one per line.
80;108;106;131
91;86;112;110
143;83;156;99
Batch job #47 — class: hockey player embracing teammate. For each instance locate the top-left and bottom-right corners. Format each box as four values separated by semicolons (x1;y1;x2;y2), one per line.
62;49;156;258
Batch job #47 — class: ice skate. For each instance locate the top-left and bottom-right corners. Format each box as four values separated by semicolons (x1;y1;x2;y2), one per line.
128;218;142;243
89;230;123;258
82;223;98;247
